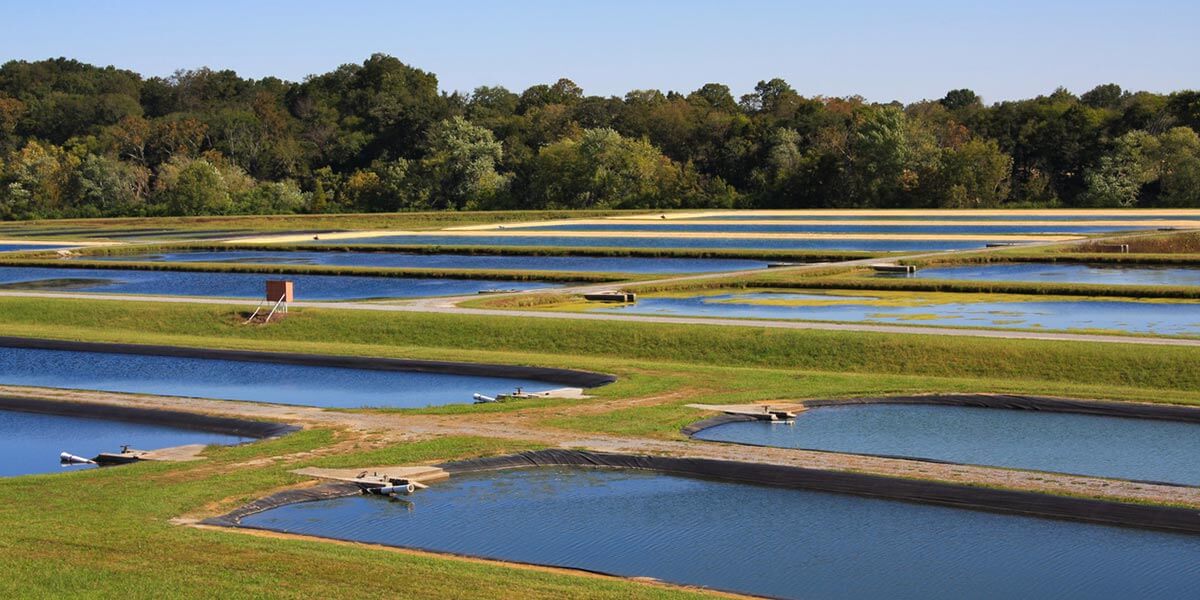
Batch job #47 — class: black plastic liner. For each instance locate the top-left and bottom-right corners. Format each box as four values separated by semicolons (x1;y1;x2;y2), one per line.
203;482;362;527
0;336;617;388
440;450;1200;535
0;395;298;439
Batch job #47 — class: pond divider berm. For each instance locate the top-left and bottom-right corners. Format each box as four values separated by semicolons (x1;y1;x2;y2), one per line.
0;336;617;389
681;393;1200;437
206;448;1200;536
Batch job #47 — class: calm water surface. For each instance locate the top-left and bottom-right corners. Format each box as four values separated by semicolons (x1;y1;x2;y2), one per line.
521;223;1141;234
0;244;68;253
911;263;1200;286
242;467;1200;600
695;404;1200;484
674;213;1200;222
0;346;555;408
0;266;560;300
332;235;1008;252
597;292;1200;335
91;250;769;274
0;409;247;476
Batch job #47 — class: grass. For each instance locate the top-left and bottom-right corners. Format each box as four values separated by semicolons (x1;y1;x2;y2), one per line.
0;432;722;599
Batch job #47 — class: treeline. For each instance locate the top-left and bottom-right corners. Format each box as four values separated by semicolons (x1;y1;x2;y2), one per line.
1;54;1198;219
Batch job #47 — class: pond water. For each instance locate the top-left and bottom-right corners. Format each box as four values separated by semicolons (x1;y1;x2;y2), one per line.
242;466;1200;600
330;234;1009;252
518;223;1141;234
0;408;248;476
89;250;769;274
909;263;1200;286
0;346;556;409
694;404;1200;485
595;291;1200;335
0;244;68;253
670;212;1200;222
0;266;561;300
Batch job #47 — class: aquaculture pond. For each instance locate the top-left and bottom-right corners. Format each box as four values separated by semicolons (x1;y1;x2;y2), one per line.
695;404;1200;485
0;243;69;253
667;212;1200;222
0;409;248;477
241;466;1200;600
0;346;557;409
90;250;770;274
516;222;1141;235
595;291;1200;336
907;262;1200;287
0;266;561;300
329;234;1012;252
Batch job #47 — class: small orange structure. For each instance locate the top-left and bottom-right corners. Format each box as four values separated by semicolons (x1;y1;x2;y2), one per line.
266;280;294;302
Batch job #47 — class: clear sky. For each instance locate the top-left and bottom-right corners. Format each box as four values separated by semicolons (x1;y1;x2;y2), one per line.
1;0;1196;104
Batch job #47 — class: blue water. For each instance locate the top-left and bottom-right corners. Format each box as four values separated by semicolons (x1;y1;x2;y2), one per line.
0;244;68;253
910;263;1200;286
695;404;1200;485
0;408;248;476
242;467;1200;600
0;266;561;300
0;346;556;409
672;212;1200;221
89;250;769;274
597;291;1200;335
521;223;1143;234
330;235;1005;252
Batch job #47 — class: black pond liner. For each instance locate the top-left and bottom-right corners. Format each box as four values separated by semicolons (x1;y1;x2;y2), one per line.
207;449;1200;535
0;336;617;389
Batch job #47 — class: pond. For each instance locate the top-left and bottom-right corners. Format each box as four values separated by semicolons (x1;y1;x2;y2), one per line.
0;346;557;409
241;466;1200;600
0;244;69;253
88;250;770;274
668;212;1200;222
908;262;1200;287
515;222;1143;234
0;408;248;476
0;266;562;300
328;234;1012;252
694;403;1200;485
594;291;1200;335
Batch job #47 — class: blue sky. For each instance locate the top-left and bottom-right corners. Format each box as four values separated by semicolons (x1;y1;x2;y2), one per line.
1;0;1196;103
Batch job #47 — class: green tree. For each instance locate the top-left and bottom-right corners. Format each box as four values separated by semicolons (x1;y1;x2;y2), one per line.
153;157;232;215
419;116;508;209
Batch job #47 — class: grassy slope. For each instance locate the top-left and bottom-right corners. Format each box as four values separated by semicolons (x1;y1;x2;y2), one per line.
4;295;1200;597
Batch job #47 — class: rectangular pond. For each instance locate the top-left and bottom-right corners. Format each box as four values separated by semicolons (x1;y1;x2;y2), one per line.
594;291;1200;336
0;408;248;477
241;466;1200;600
0;346;557;409
0;266;562;300
906;263;1200;287
666;212;1200;222
0;243;70;253
694;404;1200;485
86;250;770;274
326;234;1010;252
515;222;1143;235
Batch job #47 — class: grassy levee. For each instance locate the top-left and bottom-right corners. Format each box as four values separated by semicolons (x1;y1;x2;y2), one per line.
0;257;636;284
3;296;1199;395
0;432;722;599
1;209;635;237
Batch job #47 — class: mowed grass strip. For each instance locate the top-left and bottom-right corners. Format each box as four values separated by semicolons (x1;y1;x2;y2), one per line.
2;296;1199;391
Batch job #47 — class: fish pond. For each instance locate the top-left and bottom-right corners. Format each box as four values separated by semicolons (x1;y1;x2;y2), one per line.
88;250;770;274
0;408;248;477
242;466;1200;600
515;222;1141;235
694;403;1200;485
594;291;1200;335
0;244;69;253
328;234;1014;252
0;346;557;409
906;262;1200;287
0;266;561;300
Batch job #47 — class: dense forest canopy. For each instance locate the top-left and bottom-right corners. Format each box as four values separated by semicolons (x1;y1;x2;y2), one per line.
0;54;1198;219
